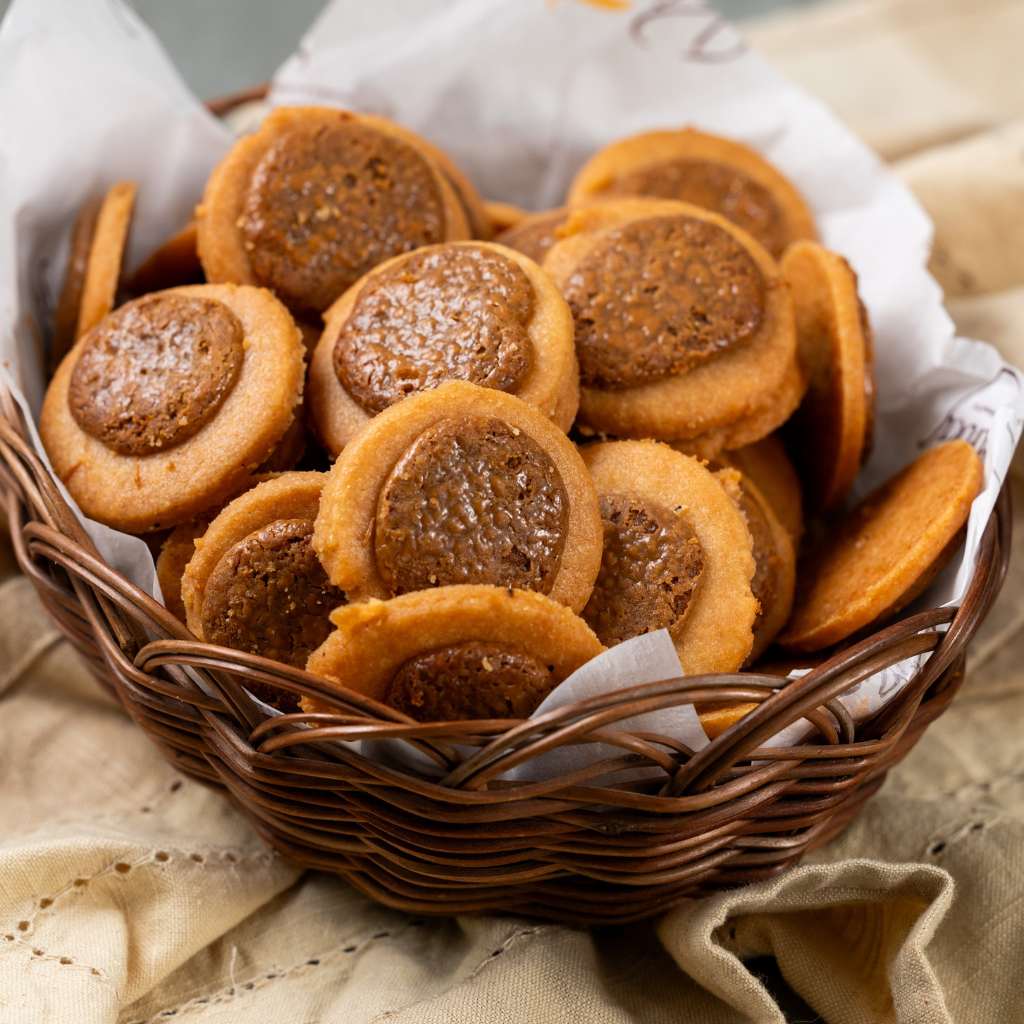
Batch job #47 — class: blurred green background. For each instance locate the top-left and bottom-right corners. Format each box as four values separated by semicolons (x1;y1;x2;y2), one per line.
0;0;822;99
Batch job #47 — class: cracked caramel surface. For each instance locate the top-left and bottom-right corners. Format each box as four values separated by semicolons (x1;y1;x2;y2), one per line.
374;416;568;596
563;215;765;389
582;493;704;646
334;244;534;413
201;517;344;670
68;293;244;456
240;122;447;314
384;641;556;721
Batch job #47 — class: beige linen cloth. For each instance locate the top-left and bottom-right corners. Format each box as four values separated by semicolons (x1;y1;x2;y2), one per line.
3;1;1024;1020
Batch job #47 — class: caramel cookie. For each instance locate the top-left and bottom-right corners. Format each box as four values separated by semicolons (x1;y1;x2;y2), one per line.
313;380;603;612
305;584;603;721
719;434;803;544
157;518;210;621
40;284;305;533
581;441;757;673
197;106;471;317
715;467;796;661
783;241;875;511
76;181;137;340
568;128;816;258
544;199;802;449
182;473;345;701
126;220;203;294
496;208;568;266
51;194;102;374
307;241;579;453
779;440;983;652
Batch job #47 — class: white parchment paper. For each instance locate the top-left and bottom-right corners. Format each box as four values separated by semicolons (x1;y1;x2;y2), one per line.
1;0;1021;774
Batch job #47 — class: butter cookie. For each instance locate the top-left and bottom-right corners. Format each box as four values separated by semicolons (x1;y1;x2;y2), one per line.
313;381;602;612
308;240;578;453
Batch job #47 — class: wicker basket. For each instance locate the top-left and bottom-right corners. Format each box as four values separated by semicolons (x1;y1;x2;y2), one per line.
0;382;1011;924
0;88;1013;925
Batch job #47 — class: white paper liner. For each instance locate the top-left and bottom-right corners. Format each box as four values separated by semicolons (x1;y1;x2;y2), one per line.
1;0;1021;780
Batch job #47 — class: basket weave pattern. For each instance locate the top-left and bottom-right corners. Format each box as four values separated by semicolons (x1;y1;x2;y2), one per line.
0;385;1010;923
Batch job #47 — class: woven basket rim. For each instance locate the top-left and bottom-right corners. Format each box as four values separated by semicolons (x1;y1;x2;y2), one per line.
0;347;1010;924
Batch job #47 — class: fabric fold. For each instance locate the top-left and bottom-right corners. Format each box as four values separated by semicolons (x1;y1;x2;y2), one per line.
659;861;953;1024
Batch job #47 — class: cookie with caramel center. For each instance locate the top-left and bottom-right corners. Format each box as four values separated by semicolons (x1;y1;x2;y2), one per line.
545;198;802;450
568;128;816;258
783;240;875;511
780;440;983;652
197;106;472;317
582;440;757;673
307;241;579;453
304;584;603;722
40;284;305;533
313;381;603;613
182;472;345;707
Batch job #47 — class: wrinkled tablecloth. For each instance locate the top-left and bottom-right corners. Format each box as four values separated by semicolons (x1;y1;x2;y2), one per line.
2;1;1024;1021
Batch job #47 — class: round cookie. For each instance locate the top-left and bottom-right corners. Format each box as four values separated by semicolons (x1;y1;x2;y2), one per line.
715;467;796;662
157;517;210;622
76;181;137;340
719;434;803;543
567;128;816;258
51;194;102;374
779;440;983;652
307;240;579;453
581;441;757;673
40;283;305;533
783;240;875;511
304;584;604;721
197;106;471;317
313;380;603;612
496;207;568;266
544;198;802;448
182;472;346;706
126;220;203;294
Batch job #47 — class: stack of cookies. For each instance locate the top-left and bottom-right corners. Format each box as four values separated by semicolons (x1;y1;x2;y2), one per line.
39;106;983;731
